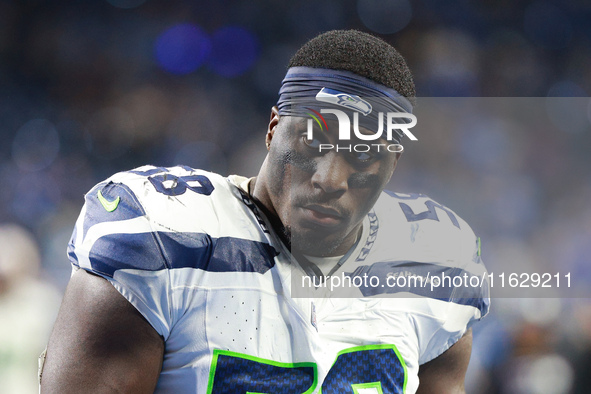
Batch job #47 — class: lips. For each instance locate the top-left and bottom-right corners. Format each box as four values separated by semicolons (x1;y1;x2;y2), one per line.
300;204;344;227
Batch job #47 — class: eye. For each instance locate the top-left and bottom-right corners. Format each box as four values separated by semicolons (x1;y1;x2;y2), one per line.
302;135;322;150
350;150;375;164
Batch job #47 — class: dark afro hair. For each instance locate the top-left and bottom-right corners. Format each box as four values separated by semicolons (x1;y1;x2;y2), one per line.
288;30;415;102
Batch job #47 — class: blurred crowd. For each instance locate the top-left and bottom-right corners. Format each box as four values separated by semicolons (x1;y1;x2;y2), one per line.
1;0;590;392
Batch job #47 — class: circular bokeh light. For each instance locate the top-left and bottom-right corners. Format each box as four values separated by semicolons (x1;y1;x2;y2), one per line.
207;26;259;77
155;23;211;75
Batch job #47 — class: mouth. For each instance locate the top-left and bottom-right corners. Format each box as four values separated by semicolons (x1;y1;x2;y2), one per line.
299;204;344;227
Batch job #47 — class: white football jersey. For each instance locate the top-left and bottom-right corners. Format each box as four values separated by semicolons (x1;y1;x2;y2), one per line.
68;165;489;393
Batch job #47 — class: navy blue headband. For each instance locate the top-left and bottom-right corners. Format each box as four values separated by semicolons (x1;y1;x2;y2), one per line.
277;67;414;142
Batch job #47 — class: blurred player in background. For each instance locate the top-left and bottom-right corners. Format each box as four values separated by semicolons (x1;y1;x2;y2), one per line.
40;30;488;393
0;224;60;394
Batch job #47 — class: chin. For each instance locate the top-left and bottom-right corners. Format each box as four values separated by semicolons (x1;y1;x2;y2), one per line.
289;229;344;257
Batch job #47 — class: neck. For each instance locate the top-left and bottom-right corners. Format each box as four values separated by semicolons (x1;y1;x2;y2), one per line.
248;175;291;248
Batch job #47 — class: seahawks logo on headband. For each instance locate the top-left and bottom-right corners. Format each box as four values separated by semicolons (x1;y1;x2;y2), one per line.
315;87;373;116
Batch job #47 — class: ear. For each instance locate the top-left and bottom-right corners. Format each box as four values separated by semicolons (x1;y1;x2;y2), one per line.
266;106;280;150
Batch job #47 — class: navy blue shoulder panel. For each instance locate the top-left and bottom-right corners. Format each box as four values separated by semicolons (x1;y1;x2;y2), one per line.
88;233;167;277
72;175;278;277
158;232;278;274
69;181;155;275
84;232;279;278
207;237;278;274
82;181;146;239
84;230;278;278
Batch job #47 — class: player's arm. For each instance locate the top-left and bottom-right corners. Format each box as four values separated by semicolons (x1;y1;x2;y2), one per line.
40;269;165;393
416;329;473;394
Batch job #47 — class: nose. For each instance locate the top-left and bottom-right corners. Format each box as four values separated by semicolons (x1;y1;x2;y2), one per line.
311;153;350;195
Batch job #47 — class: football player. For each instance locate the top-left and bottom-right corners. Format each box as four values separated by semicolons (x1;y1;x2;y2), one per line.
41;30;489;393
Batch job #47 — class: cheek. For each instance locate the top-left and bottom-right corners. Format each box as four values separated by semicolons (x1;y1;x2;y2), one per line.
267;143;315;201
281;145;317;174
267;149;289;197
349;161;394;213
348;173;381;189
270;143;317;188
349;159;393;190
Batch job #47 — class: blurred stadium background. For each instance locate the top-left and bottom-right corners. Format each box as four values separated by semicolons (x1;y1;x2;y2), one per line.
1;0;591;392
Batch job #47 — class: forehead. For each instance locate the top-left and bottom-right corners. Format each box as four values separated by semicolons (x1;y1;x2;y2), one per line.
279;115;393;144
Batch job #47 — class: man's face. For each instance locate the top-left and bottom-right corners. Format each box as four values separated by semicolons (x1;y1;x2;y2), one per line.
264;113;400;257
